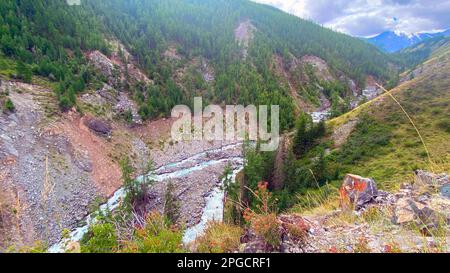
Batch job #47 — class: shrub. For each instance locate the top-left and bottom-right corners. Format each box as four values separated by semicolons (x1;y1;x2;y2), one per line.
243;182;281;248
120;157;154;213
4;99;15;113
437;120;450;134
16;61;32;83
164;181;180;225
293;113;326;156
284;219;309;243
353;237;371;253
361;206;383;224
384;243;402;253
58;96;72;112
119;110;133;124
195;222;242;253
80;223;118;253
249;213;281;248
122;212;184;253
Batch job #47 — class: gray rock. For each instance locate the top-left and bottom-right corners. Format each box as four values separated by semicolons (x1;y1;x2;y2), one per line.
84;118;112;137
393;197;444;235
97;84;118;104
414;170;449;190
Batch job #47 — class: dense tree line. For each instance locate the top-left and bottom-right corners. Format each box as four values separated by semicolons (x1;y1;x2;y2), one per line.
0;0;401;125
0;0;109;109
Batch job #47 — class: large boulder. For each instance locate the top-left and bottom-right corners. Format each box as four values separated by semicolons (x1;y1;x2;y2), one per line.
84;118;112;137
340;174;378;210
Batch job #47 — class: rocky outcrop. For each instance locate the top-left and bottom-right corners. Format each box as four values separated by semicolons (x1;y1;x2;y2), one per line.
172;57;216;91
337;171;449;233
337;171;449;237
391;171;450;235
89;41;153;88
393;196;443;234
279;171;449;253
163;45;182;61
87;51;120;86
114;92;142;124
414;170;449;192
199;59;215;83
97;84;118;104
362;75;383;100
300;55;335;82
80;84;142;125
332;119;358;147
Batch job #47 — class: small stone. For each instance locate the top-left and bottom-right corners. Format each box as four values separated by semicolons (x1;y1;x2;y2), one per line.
394;198;415;224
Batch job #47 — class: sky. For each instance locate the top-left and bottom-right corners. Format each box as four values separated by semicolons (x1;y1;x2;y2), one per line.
251;0;450;37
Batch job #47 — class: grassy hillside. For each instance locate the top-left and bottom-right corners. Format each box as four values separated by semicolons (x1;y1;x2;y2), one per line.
327;42;450;191
238;40;450;213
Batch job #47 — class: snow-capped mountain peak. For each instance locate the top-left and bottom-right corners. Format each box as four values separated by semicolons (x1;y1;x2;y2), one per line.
366;29;449;52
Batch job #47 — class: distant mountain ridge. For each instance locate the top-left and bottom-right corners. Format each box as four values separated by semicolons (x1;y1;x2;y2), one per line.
366;29;450;53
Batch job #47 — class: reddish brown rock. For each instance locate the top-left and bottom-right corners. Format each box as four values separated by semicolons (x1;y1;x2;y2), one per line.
340;174;378;210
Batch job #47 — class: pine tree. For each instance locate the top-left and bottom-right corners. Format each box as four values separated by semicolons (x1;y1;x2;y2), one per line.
163;181;180;225
293;113;310;156
16;61;32;83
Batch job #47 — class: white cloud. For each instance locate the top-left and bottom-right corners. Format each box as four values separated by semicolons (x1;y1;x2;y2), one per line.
251;0;450;36
253;0;308;18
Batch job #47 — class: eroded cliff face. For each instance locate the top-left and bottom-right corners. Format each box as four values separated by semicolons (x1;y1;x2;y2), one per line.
0;81;100;248
270;51;379;120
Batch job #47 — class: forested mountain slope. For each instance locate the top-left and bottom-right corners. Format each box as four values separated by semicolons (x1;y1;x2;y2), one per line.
393;36;450;70
0;0;400;130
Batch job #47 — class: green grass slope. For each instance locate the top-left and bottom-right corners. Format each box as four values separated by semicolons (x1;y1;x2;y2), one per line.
328;43;450;191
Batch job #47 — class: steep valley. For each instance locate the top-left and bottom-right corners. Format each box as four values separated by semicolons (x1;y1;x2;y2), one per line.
0;0;448;254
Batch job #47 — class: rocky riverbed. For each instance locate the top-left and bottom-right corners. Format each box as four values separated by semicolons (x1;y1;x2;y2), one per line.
49;142;244;252
0;80;245;251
